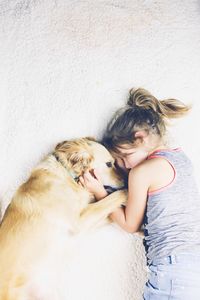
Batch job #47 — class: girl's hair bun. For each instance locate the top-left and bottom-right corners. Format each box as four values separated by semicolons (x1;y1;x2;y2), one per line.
127;88;157;110
127;87;191;119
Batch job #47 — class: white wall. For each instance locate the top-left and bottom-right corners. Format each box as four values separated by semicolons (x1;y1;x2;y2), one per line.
1;1;200;299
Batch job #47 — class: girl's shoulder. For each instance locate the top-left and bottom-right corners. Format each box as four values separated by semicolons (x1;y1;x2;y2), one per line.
130;156;175;193
132;155;170;174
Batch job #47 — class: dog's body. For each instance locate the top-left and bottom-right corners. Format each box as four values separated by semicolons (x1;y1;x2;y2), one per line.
0;138;127;300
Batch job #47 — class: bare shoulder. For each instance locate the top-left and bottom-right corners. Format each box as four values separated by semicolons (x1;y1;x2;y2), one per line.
144;156;174;175
135;157;175;192
128;161;152;189
129;157;175;192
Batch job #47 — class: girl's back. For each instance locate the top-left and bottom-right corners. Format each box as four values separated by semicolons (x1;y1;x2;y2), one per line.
144;148;200;264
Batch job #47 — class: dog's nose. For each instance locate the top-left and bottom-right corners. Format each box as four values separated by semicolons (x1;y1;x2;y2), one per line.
103;185;126;194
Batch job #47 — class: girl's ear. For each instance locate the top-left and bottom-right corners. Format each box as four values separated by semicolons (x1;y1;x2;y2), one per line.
134;130;148;145
134;131;148;138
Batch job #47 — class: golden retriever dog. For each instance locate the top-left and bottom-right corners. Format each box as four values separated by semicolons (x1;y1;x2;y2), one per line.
0;138;127;300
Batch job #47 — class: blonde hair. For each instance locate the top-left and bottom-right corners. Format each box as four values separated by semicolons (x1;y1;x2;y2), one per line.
103;88;191;151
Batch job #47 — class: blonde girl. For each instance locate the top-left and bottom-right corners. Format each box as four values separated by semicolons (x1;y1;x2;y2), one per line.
80;88;200;299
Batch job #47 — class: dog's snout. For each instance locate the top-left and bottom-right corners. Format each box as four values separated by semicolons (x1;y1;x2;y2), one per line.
104;185;126;194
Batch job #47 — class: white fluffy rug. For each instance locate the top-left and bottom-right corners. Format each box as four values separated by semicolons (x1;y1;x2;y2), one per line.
1;1;200;299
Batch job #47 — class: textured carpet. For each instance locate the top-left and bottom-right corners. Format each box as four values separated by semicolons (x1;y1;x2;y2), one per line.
1;1;200;299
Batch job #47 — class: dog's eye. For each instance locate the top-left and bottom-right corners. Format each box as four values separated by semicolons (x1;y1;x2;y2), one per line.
106;162;112;168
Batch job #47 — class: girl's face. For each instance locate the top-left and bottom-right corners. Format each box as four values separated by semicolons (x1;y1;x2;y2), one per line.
114;144;149;170
113;131;162;170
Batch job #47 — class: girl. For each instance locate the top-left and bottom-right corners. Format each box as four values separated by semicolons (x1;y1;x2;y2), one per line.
79;88;200;299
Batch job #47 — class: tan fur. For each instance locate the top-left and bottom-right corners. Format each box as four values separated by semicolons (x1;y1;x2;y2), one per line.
0;138;127;300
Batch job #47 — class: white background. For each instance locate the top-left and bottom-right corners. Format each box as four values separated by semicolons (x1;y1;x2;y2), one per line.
1;1;200;299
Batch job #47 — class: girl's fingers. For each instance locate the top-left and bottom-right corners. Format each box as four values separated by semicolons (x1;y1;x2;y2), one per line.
93;169;101;182
83;171;91;181
79;176;85;186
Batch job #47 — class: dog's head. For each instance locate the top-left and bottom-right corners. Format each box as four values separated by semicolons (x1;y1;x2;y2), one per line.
53;137;125;191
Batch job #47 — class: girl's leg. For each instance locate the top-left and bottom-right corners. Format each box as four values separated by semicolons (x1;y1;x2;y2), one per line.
143;253;200;300
143;264;172;300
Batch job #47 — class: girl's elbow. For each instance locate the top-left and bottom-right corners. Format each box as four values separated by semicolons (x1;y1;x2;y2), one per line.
125;224;139;233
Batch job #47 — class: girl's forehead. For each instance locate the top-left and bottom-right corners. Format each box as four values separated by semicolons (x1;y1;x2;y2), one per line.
115;144;136;155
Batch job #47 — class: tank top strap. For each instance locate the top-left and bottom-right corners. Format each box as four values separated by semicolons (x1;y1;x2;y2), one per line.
147;148;182;160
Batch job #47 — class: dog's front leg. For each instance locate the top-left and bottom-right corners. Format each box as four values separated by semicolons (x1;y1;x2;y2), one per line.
77;189;127;232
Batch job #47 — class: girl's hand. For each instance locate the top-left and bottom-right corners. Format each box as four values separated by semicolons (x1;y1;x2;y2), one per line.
79;169;108;201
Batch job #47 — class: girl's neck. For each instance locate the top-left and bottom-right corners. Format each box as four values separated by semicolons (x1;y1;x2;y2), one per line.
146;133;169;156
148;144;169;156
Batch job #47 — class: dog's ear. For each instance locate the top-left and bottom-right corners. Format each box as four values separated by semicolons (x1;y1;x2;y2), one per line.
84;136;96;142
68;150;93;171
55;141;67;150
54;139;94;173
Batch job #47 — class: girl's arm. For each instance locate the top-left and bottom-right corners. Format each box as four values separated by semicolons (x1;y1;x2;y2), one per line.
109;165;149;233
80;157;174;233
110;156;176;233
80;164;150;233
